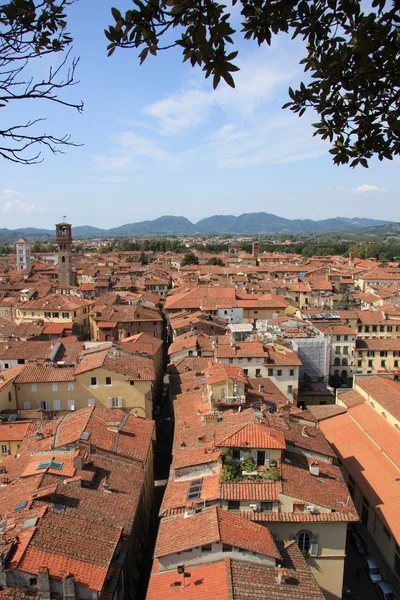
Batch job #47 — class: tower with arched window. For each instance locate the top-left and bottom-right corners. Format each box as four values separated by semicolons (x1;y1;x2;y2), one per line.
56;220;74;286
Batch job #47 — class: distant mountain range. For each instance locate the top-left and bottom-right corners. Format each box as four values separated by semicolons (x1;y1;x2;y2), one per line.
0;213;395;240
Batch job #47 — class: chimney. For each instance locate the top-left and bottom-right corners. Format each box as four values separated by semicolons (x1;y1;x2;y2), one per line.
276;565;286;585
0;556;8;589
73;456;83;470
62;575;76;600
38;567;51;600
309;461;320;477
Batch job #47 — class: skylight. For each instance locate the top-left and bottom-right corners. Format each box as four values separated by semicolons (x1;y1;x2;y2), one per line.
186;478;203;502
36;460;64;471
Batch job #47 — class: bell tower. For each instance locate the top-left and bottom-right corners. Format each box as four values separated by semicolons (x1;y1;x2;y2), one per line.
56;218;74;286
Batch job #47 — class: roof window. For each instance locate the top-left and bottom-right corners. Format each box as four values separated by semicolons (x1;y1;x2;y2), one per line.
186;478;203;501
36;460;64;471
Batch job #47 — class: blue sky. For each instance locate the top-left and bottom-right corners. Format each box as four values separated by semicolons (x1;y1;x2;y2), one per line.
0;0;398;230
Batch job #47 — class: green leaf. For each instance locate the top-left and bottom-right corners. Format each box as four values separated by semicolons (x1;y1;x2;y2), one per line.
111;7;122;22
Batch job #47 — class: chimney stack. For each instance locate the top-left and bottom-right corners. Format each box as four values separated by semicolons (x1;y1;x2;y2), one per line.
38;567;51;600
62;575;76;600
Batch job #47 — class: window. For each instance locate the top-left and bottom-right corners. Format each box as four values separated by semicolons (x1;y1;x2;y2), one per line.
344;335;348;341
343;346;349;355
287;385;293;394
31;384;37;392
334;357;341;366
268;368;273;377
186;478;203;501
368;360;373;368
109;397;122;408
106;376;112;386
222;544;233;552
53;400;61;411
335;346;341;354
289;369;294;376
381;412;387;419
227;500;240;510
188;350;193;357
23;401;31;409
201;545;212;553
395;360;399;368
231;449;240;460
295;530;319;557
36;401;50;410
62;312;69;318
261;502;273;512
243;369;248;376
52;312;59;318
221;388;226;399
380;351;388;357
358;360;362;367
248;358;252;363
367;351;375;357
394;351;400;358
90;377;97;387
256;450;269;466
297;531;311;552
44;311;51;318
336;335;341;342
3;363;9;369
88;398;95;406
52;383;58;392
68;382;74;391
1;445;8;455
365;325;370;333
381;360;386;368
17;359;24;365
372;325;378;332
68;400;75;411
388;326;393;332
255;369;261;377
277;369;282;376
380;325;385;332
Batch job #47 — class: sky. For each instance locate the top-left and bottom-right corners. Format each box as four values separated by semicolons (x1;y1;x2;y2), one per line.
0;0;398;230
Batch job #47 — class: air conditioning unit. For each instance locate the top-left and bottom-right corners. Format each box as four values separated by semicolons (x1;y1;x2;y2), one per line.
306;505;315;513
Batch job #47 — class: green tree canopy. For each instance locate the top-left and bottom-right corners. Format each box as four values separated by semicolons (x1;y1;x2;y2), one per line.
206;256;225;266
106;0;400;167
181;250;199;265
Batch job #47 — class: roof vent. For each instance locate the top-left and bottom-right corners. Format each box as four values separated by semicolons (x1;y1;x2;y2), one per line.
309;462;320;477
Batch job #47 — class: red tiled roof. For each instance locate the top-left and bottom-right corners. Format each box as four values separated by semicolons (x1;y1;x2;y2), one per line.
220;481;281;501
217;423;286;450
15;364;75;383
154;507;280;560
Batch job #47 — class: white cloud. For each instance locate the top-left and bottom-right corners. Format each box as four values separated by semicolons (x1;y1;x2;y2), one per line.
0;189;50;214
96;45;328;171
142;53;294;136
328;184;386;194
351;184;385;194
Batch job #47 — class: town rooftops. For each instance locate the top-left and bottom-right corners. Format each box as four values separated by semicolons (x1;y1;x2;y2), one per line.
154;506;280;560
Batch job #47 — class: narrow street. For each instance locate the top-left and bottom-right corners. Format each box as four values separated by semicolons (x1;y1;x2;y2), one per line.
139;386;173;600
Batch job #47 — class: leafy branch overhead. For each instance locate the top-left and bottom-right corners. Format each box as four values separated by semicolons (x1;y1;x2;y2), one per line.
0;0;83;164
106;0;400;167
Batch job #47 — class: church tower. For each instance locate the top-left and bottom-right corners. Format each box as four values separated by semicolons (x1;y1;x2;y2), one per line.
16;237;31;270
56;220;74;286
